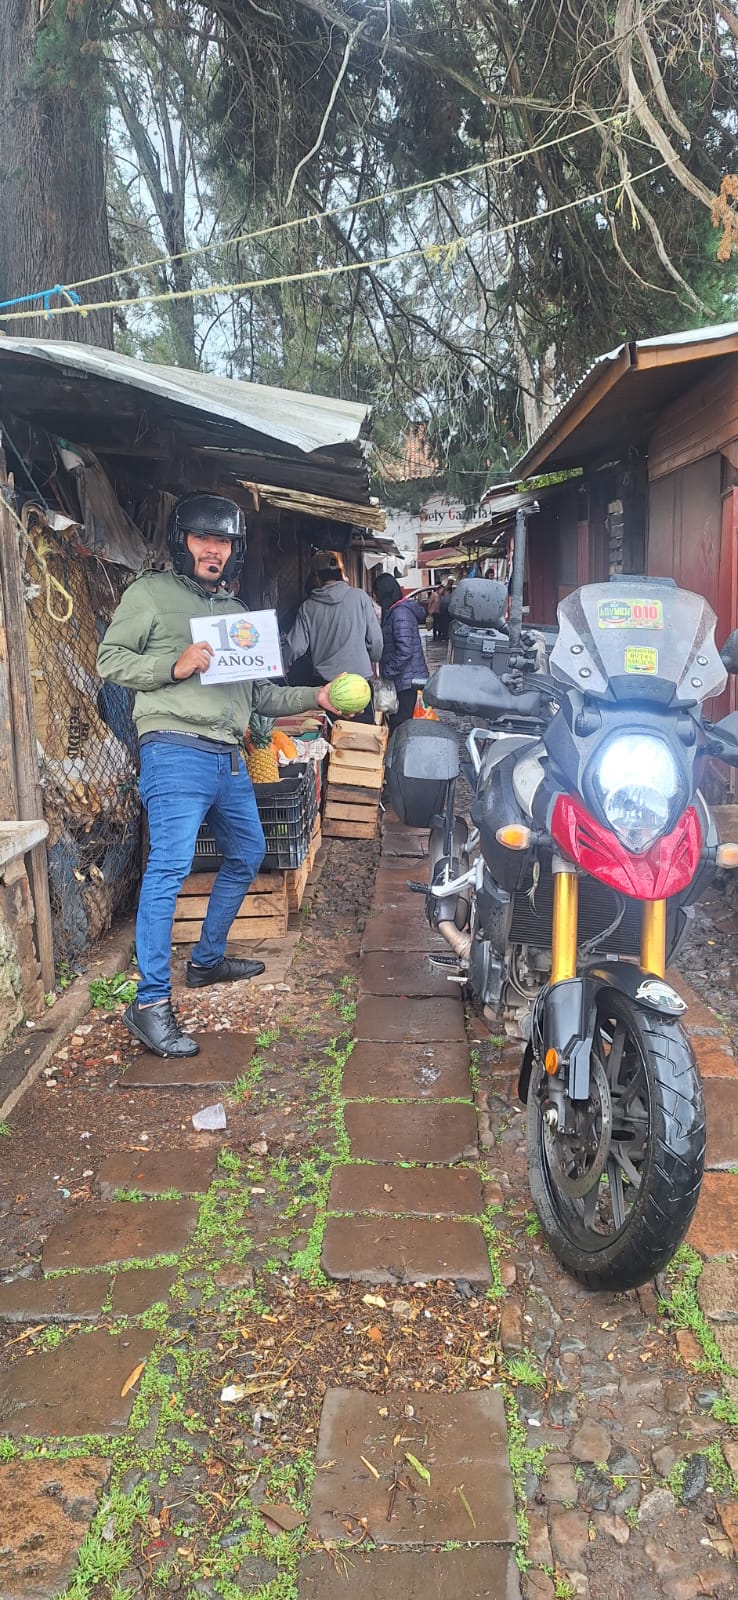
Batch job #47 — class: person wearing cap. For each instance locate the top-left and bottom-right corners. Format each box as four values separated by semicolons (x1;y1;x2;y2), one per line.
283;550;383;722
97;495;338;1061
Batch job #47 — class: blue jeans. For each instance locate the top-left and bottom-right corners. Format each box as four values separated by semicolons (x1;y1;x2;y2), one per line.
136;741;266;1003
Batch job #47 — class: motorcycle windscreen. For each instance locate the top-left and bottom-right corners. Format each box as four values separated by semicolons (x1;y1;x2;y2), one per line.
549;581;726;704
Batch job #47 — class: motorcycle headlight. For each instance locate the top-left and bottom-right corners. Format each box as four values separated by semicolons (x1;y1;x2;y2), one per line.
590;734;682;854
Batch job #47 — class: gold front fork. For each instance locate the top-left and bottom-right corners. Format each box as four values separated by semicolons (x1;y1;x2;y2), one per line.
550;862;579;985
641;900;666;979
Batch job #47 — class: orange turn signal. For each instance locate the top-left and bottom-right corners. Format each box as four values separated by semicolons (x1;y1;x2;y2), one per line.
495;824;532;851
544;1048;559;1075
716;843;738;869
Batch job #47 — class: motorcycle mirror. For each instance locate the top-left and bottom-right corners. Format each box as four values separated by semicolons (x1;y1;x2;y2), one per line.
721;629;738;674
710;708;738;765
449;577;507;628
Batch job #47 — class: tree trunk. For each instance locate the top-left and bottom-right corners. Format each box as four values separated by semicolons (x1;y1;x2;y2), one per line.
0;0;113;349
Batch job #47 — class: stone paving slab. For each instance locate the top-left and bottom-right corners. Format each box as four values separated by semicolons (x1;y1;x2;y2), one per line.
359;951;460;999
375;863;423;883
120;1031;256;1087
355;996;465;1044
310;1388;515;1542
328;1163;484;1216
0;1272;109;1323
698;1259;738;1321
321;1215;491;1284
342;1041;472;1101
299;1547;521;1598
668;970;730;1035
96;1147;217;1198
110;1264;179;1316
704;1079;738;1167
380;833;429;859
0;1328;157;1437
0;1456;112;1600
344;1102;478;1163
361;912;447;954
688;1172;738;1256
691;1036;738;1079
42;1200;198;1272
369;884;426;915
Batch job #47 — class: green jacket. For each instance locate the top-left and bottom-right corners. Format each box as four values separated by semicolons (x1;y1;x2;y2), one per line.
97;570;320;742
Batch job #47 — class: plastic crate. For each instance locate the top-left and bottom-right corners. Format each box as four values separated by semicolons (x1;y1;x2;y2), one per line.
192;762;318;873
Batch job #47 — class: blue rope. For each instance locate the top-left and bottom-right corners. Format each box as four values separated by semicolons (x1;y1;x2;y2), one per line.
0;284;82;315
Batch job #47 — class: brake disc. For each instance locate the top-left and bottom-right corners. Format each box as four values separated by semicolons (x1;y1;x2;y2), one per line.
543;1055;613;1198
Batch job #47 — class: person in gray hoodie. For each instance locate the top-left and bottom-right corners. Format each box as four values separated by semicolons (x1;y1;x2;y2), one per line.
283;550;383;720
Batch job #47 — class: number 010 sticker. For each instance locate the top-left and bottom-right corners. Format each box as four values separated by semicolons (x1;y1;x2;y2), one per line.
624;645;658;674
597;598;663;629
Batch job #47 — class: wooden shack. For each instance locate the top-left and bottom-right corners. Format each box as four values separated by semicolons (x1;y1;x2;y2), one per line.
0;338;384;1042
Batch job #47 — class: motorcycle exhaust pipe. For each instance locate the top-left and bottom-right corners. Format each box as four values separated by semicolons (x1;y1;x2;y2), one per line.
437;919;472;961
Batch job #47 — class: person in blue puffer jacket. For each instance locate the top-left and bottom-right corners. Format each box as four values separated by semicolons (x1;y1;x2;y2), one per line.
372;574;429;730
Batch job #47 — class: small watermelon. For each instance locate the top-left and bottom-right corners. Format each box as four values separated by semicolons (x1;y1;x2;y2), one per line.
328;672;371;713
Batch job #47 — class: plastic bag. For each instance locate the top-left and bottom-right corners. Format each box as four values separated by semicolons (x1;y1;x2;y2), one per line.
192;1101;227;1131
374;677;399;715
413;690;439;721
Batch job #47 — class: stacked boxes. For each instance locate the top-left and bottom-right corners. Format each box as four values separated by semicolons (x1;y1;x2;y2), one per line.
323;719;388;839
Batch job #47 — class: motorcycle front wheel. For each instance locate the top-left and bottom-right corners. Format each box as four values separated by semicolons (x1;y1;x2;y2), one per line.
526;989;705;1291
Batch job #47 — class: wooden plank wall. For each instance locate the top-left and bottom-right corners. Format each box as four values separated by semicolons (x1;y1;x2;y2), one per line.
648;354;738;481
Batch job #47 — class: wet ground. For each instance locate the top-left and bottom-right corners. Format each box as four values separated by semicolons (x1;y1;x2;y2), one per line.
0;783;737;1598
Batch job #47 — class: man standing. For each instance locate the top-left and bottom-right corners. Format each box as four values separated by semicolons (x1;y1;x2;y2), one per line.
283;549;383;721
97;494;337;1060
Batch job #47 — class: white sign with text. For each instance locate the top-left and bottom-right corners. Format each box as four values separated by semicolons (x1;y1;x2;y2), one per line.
189;609;284;683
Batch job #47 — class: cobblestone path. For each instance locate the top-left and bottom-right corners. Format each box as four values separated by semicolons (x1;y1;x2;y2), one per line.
0;823;737;1599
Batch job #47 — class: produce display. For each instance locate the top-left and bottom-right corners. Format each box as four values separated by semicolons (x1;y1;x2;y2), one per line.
244;713;280;784
244;718;301;783
271;727;299;760
327;672;371;714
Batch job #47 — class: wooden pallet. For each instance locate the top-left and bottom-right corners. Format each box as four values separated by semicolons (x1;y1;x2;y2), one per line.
173;869;289;944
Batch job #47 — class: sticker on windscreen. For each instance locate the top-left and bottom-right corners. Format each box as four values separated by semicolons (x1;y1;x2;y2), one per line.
597;598;663;629
624;645;658;674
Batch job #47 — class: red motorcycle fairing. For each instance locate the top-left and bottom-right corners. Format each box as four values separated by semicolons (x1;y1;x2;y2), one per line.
550;794;703;900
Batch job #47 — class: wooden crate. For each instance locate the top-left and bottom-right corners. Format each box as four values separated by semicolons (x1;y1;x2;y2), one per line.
173;869;289;944
323;721;385;838
326;732;385;790
323;783;380;841
327;722;387;792
330;720;388;755
282;816;323;913
285;855;310;913
308;815;322;864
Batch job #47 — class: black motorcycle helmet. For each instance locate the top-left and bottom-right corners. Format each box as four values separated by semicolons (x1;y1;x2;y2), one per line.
168;494;247;585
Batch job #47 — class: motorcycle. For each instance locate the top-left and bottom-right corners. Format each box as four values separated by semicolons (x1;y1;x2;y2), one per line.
385;514;738;1290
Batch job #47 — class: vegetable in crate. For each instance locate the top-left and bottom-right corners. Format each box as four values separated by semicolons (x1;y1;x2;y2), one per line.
271;727;299;760
327;672;371;714
245;713;280;784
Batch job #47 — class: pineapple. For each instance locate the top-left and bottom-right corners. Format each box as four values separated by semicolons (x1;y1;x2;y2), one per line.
245;713;280;784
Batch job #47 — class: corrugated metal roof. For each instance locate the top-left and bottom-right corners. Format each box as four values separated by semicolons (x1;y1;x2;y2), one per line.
631;319;738;352
0;336;370;456
516;321;738;479
419;531;463;550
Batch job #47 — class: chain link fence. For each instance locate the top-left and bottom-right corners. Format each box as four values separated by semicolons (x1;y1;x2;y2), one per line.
21;507;140;972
